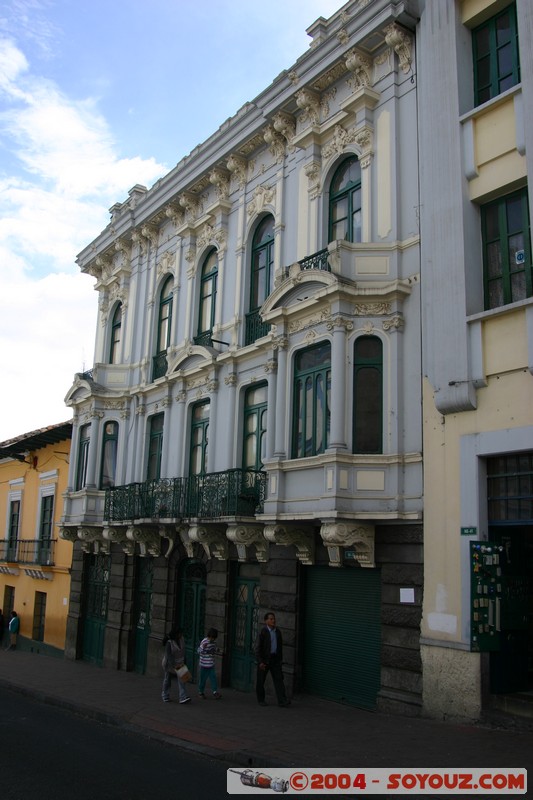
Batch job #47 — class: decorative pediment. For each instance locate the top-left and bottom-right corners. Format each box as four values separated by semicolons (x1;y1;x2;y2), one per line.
167;345;216;375
261;269;337;319
320;521;375;568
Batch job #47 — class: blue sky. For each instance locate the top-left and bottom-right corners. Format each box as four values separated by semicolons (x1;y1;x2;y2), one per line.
0;0;343;442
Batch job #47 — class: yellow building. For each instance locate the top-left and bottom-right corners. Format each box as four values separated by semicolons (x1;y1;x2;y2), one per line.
419;0;533;723
0;422;73;655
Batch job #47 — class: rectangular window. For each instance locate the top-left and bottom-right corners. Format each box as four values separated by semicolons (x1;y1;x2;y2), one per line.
482;188;532;309
292;343;331;459
7;500;20;560
100;421;119;489
473;3;520;106
32;591;46;641
353;336;383;454
146;413;164;481
76;424;91;491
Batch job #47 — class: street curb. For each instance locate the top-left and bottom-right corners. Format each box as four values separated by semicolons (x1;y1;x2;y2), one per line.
0;677;279;767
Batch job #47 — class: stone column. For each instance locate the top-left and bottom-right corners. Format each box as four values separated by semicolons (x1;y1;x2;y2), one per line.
327;316;353;450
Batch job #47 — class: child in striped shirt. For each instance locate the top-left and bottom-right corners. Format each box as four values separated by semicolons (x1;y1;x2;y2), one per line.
197;628;222;699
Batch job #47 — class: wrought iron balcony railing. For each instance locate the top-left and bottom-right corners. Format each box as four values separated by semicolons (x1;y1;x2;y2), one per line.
298;247;330;272
104;469;267;522
245;310;271;346
0;538;56;566
193;331;214;347
152;352;168;381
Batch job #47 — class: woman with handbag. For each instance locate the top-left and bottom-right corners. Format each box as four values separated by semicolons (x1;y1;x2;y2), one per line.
161;627;191;704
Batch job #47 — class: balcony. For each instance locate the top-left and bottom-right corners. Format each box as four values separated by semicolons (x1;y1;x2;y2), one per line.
245;310;271;346
104;468;267;523
0;539;56;566
152;352;168;381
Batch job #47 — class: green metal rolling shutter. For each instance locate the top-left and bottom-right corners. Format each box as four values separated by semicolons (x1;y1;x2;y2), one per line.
303;566;381;709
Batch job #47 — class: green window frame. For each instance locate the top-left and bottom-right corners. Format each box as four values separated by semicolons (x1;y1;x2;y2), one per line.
353;336;383;454
292;342;331;459
100;421;119;489
197;250;218;342
109;303;122;364
482;188;532;309
39;494;54;540
146;413;164;481
156;276;173;354
329;156;362;244
250;216;275;311
189;401;210;477
243;383;268;471
76;424;91;491
473;3;520;106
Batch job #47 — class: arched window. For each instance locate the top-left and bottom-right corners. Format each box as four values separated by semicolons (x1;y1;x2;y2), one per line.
196;250;218;345
76;424;91;490
292;342;331;458
353;336;383;453
329;156;362;244
153;276;173;380
246;217;274;345
100;421;119;489
243;383;268;470
109;303;122;364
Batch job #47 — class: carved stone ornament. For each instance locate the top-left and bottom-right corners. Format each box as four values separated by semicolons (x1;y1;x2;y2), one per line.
247;184;276;217
226;154;248;189
126;525;162;557
59;527;78;543
141;224;158;247
264;524;315;565
179;192;201;222
263;125;286;164
103;526;135;556
384;23;412;74
304;160;321;199
179;526;195;558
354;302;391;316
296;88;321;127
188;525;228;560
226;524;268;562
325;315;354;332
322;124;358;160
197;220;227;252
78;526;108;554
319;521;375;568
272;111;296;150
209;167;231;200
345;49;373;90
382;314;404;332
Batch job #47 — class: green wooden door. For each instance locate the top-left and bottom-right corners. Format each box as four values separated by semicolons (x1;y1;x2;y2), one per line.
230;564;261;691
82;553;110;665
179;560;206;682
133;556;154;674
303;566;381;709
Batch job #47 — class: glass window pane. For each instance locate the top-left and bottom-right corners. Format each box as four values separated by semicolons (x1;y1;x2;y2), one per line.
305;377;313;456
331;196;348;223
488;279;504;309
496;12;511;46
486;242;502;279
474;27;490;57
511;271;526;302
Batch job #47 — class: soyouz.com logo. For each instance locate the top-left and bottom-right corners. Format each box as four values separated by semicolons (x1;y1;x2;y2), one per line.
227;767;527;794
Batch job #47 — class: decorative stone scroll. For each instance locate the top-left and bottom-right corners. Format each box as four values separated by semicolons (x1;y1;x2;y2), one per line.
264;524;315;565
103;526;135;556
188;524;228;560
384;23;413;74
319;521;375;567
126;525;163;557
226;524;268;562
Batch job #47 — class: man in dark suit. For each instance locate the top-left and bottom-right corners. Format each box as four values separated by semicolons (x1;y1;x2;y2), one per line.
255;612;290;707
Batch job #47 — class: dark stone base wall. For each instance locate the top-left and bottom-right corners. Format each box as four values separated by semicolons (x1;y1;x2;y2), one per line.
375;523;424;715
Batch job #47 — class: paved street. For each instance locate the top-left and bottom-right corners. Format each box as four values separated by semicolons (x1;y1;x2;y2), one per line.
0;648;532;783
0;686;228;800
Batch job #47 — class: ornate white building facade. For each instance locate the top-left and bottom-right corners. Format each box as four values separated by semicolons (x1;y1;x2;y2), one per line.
61;0;423;712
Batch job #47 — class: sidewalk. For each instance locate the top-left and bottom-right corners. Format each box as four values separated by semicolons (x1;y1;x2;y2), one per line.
0;647;532;771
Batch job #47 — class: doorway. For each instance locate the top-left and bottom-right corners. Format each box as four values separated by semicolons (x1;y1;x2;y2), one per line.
230;563;261;691
179;560;206;682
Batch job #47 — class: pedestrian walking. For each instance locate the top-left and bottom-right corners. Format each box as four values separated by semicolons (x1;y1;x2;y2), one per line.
197;628;222;699
255;612;290;707
161;627;191;704
6;610;20;650
0;608;4;647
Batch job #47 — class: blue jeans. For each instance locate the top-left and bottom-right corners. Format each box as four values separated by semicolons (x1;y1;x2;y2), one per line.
198;666;218;694
162;670;189;702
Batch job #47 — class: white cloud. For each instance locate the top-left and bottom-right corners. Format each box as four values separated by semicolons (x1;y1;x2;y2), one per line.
0;37;167;441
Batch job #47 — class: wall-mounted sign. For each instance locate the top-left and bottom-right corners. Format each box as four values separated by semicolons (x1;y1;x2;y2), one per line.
461;526;477;536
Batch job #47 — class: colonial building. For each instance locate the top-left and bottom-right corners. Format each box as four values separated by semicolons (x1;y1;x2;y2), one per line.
0;422;73;655
419;0;533;722
61;0;423;713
